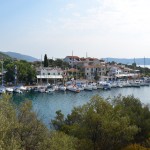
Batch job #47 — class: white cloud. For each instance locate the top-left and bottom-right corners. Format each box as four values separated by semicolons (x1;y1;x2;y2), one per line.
65;3;76;9
58;0;150;34
72;12;80;17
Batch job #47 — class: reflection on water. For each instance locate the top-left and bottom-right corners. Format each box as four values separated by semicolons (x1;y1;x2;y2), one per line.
12;86;150;127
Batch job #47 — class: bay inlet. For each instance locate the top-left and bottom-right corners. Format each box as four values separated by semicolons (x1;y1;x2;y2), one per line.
12;86;150;127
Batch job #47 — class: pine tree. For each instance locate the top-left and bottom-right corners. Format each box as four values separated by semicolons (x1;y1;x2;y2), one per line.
44;54;48;67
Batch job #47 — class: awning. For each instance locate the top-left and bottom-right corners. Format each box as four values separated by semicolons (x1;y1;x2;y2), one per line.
115;73;139;78
36;75;63;79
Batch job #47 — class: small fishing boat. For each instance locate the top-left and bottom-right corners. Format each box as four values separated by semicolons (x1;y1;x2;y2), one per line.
38;86;46;93
83;84;93;91
45;88;55;93
130;80;140;87
91;83;97;90
67;85;80;93
59;85;67;91
103;83;111;90
6;87;14;93
13;88;23;94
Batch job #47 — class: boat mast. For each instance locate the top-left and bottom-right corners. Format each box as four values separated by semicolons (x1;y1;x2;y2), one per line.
72;51;73;80
1;58;3;86
144;56;145;76
133;58;136;80
40;55;42;85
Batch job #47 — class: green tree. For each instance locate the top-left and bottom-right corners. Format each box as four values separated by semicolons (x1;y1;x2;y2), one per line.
52;95;138;150
49;131;77;150
0;94;80;150
0;94;21;150
44;54;48;67
112;95;150;144
17;100;50;150
5;60;36;84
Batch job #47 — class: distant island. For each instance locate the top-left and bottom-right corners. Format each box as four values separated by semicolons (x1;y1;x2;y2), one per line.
103;58;150;65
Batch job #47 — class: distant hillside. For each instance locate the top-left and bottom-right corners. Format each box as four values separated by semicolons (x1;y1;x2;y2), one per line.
103;58;150;65
2;52;39;62
0;52;11;60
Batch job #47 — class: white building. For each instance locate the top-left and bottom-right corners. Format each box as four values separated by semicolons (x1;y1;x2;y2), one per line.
36;67;63;84
108;66;123;76
63;56;80;67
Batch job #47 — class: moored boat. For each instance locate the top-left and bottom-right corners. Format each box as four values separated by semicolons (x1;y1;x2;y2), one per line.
13;88;23;94
59;85;67;91
130;80;140;87
67;85;80;93
83;84;93;91
45;88;55;93
6;87;14;93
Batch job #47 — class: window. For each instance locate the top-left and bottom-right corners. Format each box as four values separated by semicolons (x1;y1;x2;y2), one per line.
48;73;50;75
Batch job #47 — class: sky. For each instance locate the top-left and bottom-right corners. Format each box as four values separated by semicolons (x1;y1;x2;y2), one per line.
1;0;150;59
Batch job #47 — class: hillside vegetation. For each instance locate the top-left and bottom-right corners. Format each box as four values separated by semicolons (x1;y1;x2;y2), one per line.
0;94;149;150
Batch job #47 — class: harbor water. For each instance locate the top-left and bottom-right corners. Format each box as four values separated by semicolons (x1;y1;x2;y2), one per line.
12;86;150;127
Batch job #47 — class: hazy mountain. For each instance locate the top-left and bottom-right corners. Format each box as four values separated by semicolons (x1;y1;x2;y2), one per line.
0;52;11;60
103;58;150;65
2;52;39;62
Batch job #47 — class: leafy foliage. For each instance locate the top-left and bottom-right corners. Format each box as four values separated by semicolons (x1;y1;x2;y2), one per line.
48;58;70;69
5;60;36;84
0;94;78;150
52;95;139;150
112;95;150;144
0;94;150;150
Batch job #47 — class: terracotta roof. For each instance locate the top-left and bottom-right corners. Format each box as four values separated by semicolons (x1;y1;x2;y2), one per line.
80;58;86;61
80;57;98;61
66;56;80;59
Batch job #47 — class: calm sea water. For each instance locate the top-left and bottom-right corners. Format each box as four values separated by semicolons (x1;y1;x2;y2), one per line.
12;87;150;127
138;65;150;68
